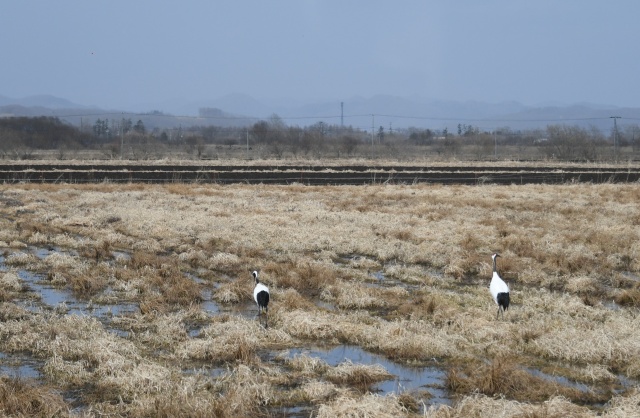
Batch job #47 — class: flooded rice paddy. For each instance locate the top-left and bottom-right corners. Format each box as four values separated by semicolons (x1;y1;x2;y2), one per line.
1;182;640;416
284;345;450;405
0;245;455;412
1;243;637;415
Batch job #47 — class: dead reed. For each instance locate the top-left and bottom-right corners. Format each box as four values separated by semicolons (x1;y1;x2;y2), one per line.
325;360;393;389
0;181;639;416
0;376;69;417
315;393;408;418
446;356;610;404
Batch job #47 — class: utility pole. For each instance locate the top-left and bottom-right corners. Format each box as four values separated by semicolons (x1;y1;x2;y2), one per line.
120;123;124;159
371;114;375;159
120;112;125;160
246;129;249;160
610;116;621;162
340;102;344;127
494;130;497;160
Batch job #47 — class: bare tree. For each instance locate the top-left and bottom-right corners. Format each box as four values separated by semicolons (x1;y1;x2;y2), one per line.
540;125;603;161
340;135;359;156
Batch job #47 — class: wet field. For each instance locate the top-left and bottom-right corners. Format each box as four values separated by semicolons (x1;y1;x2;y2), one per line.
2;243;638;416
1;182;639;416
1;245;455;415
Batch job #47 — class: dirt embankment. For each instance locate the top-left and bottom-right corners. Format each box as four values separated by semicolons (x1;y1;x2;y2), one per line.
1;163;639;185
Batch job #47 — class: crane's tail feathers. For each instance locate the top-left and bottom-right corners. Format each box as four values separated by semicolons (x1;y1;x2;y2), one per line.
497;292;510;311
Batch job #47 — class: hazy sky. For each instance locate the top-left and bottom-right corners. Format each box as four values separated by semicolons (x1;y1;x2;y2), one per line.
2;1;639;110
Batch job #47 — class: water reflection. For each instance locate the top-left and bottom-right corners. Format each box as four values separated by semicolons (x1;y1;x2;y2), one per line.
525;367;592;393
287;345;450;406
0;353;41;379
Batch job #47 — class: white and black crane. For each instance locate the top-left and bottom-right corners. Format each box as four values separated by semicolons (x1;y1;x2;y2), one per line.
490;253;510;319
252;270;270;320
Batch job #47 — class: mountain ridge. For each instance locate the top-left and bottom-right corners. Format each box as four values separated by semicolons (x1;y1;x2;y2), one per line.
1;93;637;132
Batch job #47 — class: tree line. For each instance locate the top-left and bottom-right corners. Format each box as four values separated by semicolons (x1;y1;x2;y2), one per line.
0;115;639;161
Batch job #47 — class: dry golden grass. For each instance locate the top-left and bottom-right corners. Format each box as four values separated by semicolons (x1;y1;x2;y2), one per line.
176;315;293;363
0;376;69;417
0;271;24;292
1;181;639;416
325;360;393;390
316;393;409;418
264;261;337;298
446;356;610;404
425;393;594;418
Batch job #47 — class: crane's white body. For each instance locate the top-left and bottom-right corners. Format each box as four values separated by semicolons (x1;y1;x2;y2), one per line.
490;270;509;303
253;282;269;307
490;254;510;319
252;271;270;315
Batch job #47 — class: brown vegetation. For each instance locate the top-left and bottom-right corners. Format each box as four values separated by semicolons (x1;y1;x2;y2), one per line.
0;180;639;416
446;356;610;404
0;376;68;416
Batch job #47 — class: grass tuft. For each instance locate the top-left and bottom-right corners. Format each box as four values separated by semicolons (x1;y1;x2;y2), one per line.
0;376;68;416
614;288;640;307
316;393;408;418
325;360;393;390
446;356;609;404
265;261;336;298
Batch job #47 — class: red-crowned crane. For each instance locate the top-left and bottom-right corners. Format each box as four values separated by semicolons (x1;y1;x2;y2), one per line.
252;270;270;317
490;253;510;319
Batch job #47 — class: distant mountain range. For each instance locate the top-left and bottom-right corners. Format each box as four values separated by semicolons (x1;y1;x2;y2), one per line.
0;94;89;109
0;94;257;130
1;93;638;133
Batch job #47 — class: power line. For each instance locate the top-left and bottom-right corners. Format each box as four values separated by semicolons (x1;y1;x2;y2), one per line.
3;110;635;129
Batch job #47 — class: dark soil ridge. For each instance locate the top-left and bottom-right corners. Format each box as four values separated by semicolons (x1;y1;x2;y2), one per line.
0;164;639;185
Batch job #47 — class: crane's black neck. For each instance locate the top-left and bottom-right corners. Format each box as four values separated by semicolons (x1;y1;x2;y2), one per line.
493;257;497;273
